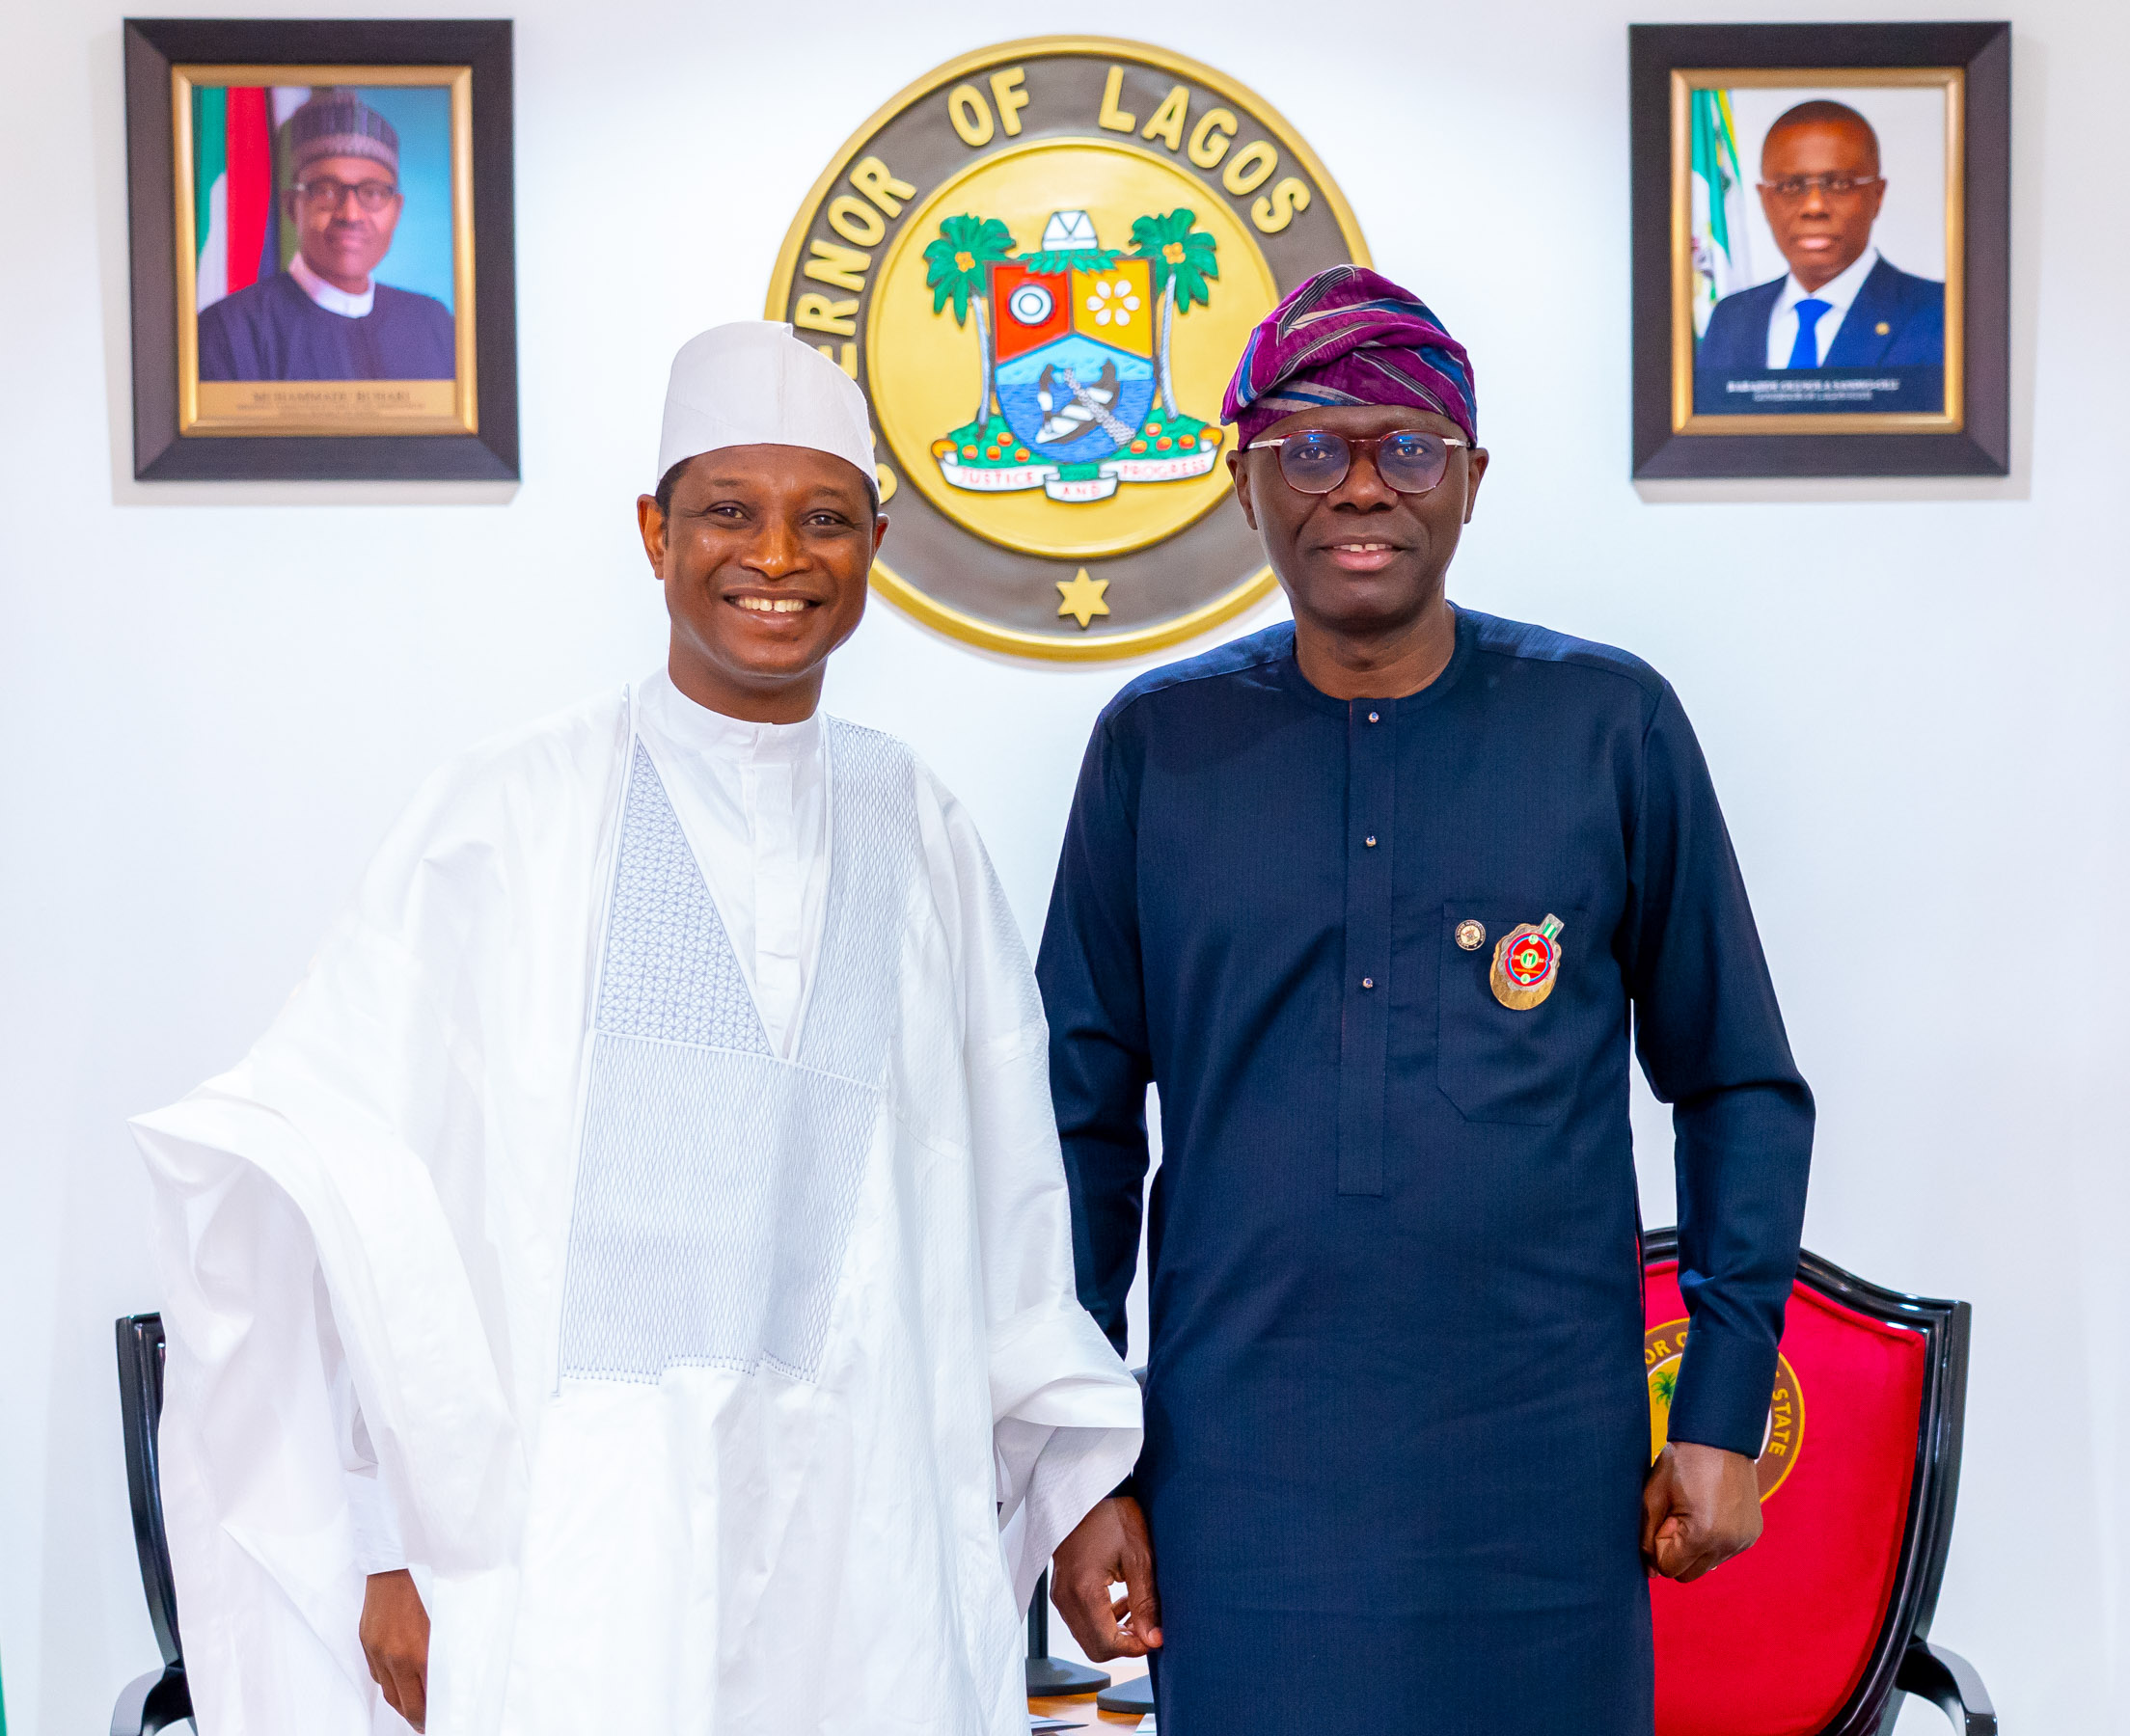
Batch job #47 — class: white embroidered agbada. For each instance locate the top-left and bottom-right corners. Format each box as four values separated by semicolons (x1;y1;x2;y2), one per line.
130;324;1140;1736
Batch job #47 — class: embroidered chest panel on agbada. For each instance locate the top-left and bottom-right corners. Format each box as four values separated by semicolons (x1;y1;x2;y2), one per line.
558;722;920;1385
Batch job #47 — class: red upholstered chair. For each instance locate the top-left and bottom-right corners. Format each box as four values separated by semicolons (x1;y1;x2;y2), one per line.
1644;1230;1995;1735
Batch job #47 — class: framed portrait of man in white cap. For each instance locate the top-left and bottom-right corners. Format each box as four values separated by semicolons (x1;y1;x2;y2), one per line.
123;19;519;480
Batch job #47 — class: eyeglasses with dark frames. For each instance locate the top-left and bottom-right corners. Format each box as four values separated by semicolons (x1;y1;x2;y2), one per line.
292;176;399;213
1243;429;1472;496
1758;174;1883;202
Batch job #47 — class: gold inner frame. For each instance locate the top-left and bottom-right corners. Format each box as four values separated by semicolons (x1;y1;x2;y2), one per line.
172;64;478;438
766;35;1373;664
1668;66;1965;436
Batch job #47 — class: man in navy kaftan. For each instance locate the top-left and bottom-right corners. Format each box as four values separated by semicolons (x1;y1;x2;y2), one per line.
1036;267;1813;1734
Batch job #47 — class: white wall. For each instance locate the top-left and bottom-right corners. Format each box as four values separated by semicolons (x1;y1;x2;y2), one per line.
2;1;2123;1731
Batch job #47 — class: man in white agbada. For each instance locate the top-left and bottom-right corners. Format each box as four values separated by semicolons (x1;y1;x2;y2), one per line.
131;322;1143;1735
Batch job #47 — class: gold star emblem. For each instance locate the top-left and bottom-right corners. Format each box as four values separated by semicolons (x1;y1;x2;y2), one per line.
1055;568;1110;630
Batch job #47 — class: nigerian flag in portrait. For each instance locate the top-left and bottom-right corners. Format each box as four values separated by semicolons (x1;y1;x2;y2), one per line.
1688;88;1754;337
191;85;279;311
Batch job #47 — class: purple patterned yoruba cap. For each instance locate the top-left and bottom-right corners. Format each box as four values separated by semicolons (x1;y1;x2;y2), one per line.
1223;264;1476;447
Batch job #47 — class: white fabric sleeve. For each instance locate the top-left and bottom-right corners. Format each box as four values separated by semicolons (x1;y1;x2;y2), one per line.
127;694;621;1735
314;1218;410;1576
917;769;1143;1613
344;1465;407;1577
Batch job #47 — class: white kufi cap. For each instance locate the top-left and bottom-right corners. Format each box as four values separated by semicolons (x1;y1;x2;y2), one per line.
656;320;876;492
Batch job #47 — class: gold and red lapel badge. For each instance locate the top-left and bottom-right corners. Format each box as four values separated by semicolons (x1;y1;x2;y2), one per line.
1489;914;1565;1011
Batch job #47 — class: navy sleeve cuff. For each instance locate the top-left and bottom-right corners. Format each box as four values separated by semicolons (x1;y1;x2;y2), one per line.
1667;1324;1780;1459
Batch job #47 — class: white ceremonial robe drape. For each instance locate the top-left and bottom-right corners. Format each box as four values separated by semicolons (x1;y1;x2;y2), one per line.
342;673;834;1574
131;690;1139;1736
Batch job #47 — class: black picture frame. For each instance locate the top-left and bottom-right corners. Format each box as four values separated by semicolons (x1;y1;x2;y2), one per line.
123;16;518;481
1629;21;2009;479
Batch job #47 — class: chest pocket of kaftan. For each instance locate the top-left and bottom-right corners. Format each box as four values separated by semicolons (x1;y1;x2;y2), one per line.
558;723;917;1386
1434;902;1590;1126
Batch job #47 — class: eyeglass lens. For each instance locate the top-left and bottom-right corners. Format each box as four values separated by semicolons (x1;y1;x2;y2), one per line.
297;177;397;212
1761;174;1877;200
1278;432;1455;496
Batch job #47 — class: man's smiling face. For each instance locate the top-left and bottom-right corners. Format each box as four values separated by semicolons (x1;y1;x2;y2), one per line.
640;445;885;716
1229;403;1486;643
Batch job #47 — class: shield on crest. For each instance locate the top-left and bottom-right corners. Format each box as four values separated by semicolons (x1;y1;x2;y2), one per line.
992;254;1158;465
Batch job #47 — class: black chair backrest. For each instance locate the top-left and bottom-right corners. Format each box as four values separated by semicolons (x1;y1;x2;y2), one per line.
116;1314;182;1670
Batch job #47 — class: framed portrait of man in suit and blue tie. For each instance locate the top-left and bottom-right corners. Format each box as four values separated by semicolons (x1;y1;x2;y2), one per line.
1629;23;2008;478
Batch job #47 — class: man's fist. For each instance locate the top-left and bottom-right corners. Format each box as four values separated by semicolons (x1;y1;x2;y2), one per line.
1050;1495;1163;1661
361;1569;431;1730
1642;1441;1763;1582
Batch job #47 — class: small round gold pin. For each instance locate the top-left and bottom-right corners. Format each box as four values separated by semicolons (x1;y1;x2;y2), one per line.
1875;321;1891;336
1455;919;1487;951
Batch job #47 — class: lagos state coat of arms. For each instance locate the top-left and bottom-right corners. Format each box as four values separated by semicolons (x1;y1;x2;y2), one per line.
769;38;1368;660
1647;1317;1806;1503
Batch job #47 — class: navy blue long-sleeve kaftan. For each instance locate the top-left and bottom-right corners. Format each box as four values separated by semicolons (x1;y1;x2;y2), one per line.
198;271;456;382
1036;611;1813;1735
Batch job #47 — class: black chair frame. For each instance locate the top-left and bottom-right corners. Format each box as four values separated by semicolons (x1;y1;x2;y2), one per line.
114;1313;192;1736
1645;1229;1994;1735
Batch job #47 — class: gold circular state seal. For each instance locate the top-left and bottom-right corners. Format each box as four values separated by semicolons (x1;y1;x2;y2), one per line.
768;38;1369;662
1646;1318;1806;1503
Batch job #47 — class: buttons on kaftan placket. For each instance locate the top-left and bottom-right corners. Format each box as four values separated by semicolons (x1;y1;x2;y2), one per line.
1455;919;1487;952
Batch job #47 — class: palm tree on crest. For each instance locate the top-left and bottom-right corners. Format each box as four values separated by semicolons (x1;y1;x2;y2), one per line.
1129;208;1219;418
924;214;1017;428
